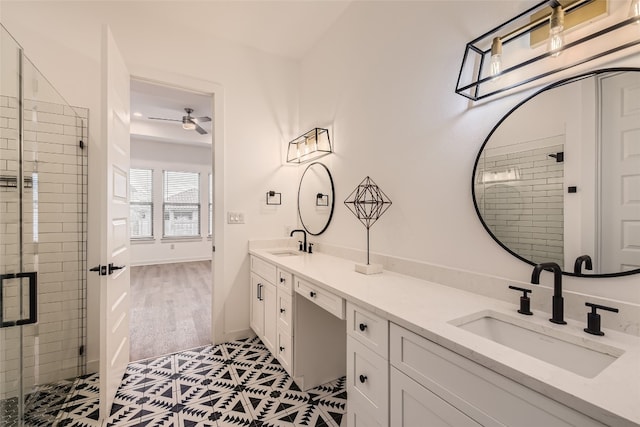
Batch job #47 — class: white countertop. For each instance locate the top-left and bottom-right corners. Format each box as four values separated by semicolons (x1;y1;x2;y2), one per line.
249;247;640;426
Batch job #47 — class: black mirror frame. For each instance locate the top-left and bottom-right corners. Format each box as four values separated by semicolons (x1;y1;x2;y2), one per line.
298;162;335;236
472;67;640;278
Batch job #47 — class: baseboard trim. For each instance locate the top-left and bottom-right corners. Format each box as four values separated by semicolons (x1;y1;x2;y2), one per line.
86;359;99;374
130;257;212;267
220;328;254;345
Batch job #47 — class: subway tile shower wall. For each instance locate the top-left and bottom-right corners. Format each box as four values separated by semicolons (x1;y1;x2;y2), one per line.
0;95;88;400
476;141;564;267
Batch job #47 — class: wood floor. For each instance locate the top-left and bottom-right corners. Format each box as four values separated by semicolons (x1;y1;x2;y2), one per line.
129;260;212;361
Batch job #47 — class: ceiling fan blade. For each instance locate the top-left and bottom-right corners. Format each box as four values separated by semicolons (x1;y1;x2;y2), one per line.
148;117;181;122
194;116;211;123
194;123;208;135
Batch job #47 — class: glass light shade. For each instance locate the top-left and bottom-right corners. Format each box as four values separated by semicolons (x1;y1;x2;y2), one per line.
286;127;332;164
490;37;502;78
631;0;640;22
548;6;565;57
548;27;565;57
182;121;196;130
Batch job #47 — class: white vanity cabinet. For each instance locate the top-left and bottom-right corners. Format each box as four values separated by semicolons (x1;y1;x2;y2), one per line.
346;303;389;427
250;256;347;389
275;268;294;373
249;256;282;356
389;323;605;427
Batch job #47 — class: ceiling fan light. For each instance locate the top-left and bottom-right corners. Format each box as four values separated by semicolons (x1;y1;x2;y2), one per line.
182;119;196;130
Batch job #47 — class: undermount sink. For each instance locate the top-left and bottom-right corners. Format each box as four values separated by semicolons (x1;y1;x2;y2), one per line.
268;249;302;257
450;310;624;378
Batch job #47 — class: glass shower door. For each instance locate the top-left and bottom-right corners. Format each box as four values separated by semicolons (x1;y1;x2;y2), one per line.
1;24;88;427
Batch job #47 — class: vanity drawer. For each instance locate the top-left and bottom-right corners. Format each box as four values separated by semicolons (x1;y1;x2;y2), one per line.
390;323;604;427
277;268;293;293
276;327;293;375
277;289;293;334
347;302;388;359
250;255;276;284
295;277;345;320
347;335;389;426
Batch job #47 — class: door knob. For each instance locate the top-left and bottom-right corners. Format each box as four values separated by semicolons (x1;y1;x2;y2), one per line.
359;374;367;384
108;263;125;275
359;323;368;332
310;291;316;298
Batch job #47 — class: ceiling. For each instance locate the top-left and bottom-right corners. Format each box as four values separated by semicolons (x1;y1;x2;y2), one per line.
125;1;352;147
130;79;213;146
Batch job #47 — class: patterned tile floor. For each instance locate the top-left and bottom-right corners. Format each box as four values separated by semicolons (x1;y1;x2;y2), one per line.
2;337;347;427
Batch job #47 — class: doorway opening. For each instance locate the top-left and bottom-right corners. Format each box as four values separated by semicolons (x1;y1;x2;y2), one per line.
128;79;214;361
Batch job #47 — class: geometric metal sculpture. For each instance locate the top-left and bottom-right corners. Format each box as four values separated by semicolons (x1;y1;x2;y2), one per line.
344;176;392;268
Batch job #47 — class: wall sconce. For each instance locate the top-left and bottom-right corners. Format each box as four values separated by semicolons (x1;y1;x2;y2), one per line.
316;193;329;206
266;191;281;205
456;0;640;101
286;128;332;164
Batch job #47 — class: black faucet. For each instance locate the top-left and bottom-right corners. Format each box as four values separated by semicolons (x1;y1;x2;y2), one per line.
573;255;593;275
531;262;566;325
290;229;307;252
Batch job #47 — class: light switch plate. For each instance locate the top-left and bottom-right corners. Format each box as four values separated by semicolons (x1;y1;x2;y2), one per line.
227;211;245;224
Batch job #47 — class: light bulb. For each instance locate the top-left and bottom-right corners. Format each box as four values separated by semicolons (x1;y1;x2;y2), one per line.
490;37;503;78
630;0;640;22
548;5;565;57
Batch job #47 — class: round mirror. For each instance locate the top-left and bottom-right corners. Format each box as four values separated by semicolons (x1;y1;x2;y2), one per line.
473;68;640;277
298;162;335;236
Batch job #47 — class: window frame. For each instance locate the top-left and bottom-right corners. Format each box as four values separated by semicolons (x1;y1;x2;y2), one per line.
129;168;154;240
162;170;201;238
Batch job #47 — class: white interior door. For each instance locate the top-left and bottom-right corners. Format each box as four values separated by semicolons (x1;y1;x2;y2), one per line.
600;72;640;272
99;26;131;418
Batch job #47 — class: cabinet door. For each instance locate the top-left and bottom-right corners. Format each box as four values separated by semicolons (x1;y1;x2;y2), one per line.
262;281;277;353
276;327;293;375
277;289;293;334
347;336;388;426
250;273;264;338
390;367;480;427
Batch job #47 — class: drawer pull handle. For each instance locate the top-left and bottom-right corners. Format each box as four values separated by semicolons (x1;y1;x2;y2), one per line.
359;374;367;384
310;291;317;298
280;308;286;313
359;323;368;332
280;277;285;283
279;346;285;352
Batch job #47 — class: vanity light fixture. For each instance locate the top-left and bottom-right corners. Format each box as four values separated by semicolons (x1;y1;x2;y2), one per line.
456;0;640;100
286;127;332;164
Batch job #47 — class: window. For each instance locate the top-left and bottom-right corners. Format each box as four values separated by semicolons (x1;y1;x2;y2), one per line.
130;169;153;238
163;171;200;237
208;173;213;236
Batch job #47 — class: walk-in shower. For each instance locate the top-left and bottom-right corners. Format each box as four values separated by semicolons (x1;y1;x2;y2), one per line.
0;25;88;426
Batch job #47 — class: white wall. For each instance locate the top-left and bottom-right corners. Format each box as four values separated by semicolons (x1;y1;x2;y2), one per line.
130;138;212;266
1;1;299;366
297;1;640;303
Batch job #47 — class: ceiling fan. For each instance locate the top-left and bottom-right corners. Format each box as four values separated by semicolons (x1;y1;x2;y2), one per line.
148;107;211;135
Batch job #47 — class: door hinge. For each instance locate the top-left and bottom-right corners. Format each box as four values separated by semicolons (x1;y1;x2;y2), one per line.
212;245;216;252
79;345;85;356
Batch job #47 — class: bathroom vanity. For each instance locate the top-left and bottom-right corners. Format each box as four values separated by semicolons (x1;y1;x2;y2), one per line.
248;245;640;427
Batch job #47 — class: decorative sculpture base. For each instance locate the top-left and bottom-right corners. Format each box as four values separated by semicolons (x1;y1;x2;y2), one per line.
355;263;383;275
